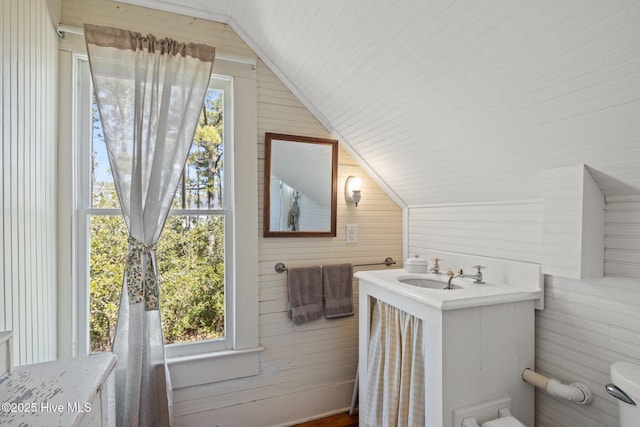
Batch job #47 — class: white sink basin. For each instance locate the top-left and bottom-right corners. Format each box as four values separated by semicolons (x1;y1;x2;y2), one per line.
399;278;462;290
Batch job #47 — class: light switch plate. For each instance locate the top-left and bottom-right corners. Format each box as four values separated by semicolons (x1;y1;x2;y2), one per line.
346;224;358;244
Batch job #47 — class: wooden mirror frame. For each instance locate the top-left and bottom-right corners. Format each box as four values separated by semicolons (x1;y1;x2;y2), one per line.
263;133;338;237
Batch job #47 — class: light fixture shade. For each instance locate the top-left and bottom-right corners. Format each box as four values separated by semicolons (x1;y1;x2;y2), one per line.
351;190;362;206
345;176;362;206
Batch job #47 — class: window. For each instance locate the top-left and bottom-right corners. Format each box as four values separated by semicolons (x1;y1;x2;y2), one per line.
81;73;233;356
69;55;260;385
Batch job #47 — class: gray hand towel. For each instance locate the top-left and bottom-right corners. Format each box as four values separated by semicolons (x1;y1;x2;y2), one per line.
323;264;354;318
287;266;323;325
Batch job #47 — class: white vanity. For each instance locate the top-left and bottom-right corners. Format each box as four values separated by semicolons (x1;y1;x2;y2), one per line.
356;251;542;427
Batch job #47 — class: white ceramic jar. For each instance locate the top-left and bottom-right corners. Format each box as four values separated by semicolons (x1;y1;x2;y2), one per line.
405;254;428;274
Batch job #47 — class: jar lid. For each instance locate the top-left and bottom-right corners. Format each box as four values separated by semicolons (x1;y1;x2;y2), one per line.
405;255;428;266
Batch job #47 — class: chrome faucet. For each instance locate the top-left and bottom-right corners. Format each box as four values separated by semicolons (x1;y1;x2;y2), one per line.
458;265;486;284
446;268;457;289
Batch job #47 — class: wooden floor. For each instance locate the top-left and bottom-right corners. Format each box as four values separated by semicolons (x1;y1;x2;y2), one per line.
292;412;358;427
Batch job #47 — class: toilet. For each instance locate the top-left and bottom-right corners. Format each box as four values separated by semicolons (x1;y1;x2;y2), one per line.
607;361;640;426
462;408;526;427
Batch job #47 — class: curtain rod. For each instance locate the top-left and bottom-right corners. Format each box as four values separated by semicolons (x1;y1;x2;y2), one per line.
57;24;84;37
56;24;256;66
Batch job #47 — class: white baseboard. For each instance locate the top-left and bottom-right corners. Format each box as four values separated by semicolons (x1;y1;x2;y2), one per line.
173;380;354;427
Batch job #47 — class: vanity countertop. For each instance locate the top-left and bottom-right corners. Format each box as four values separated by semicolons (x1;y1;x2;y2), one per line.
355;269;540;311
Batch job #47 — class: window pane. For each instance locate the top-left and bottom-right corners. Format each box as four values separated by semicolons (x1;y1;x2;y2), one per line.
158;215;225;344
89;214;127;353
91;99;120;209
89;214;225;353
93;86;225;210
176;87;224;209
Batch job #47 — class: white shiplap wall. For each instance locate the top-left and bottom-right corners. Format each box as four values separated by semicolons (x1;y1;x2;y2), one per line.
605;200;640;279
174;60;403;427
60;1;403;425
408;201;543;264
1;0;59;365
409;199;640;427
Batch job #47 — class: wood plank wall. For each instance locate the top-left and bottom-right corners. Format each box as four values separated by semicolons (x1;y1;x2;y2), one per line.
408;199;640;427
408;200;543;264
605;201;640;278
60;1;403;425
0;0;59;365
173;59;403;427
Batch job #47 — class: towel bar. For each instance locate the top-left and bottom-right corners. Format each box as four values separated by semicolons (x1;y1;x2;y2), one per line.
275;257;395;273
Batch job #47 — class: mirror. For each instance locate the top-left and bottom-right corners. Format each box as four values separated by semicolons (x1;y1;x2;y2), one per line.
264;133;338;237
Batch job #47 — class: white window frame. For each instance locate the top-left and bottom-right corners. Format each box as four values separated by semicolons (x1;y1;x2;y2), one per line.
59;50;260;388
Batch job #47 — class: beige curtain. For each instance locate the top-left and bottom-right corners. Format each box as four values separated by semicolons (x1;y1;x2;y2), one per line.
84;24;215;427
365;299;425;426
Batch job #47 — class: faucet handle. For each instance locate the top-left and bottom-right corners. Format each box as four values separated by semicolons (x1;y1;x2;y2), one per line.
430;258;442;273
471;265;486;283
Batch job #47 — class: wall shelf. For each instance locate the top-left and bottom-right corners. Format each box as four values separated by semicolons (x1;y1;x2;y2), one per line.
542;164;605;280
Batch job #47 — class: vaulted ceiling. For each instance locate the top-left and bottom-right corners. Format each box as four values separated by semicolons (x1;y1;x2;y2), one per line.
119;0;640;207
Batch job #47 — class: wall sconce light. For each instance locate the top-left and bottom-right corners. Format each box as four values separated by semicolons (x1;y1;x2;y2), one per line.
345;176;362;207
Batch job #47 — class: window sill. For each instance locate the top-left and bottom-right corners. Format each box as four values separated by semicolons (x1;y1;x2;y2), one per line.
167;346;263;389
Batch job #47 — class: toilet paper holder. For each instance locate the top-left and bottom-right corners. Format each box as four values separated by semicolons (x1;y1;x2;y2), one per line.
522;368;592;405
